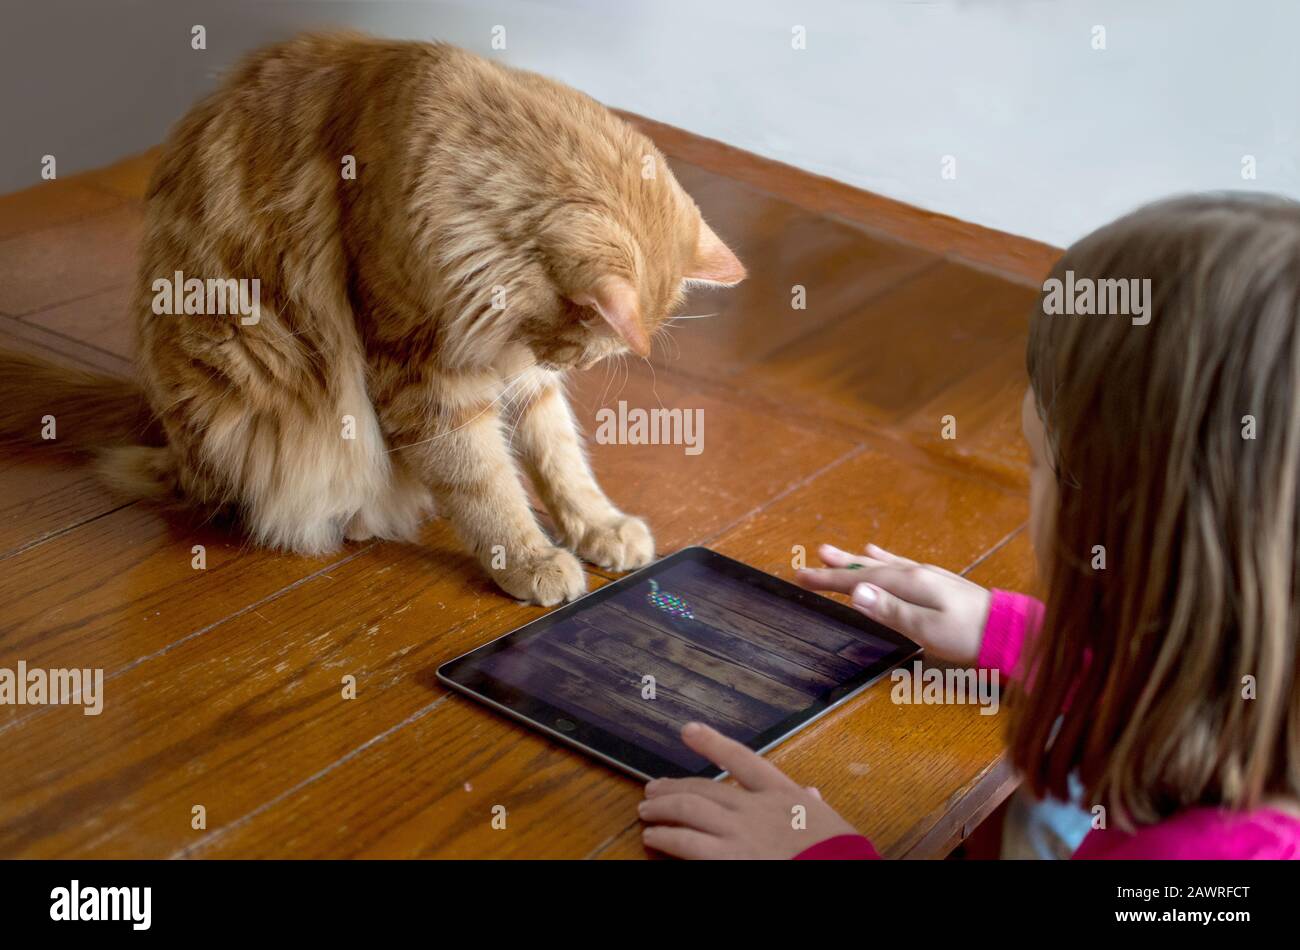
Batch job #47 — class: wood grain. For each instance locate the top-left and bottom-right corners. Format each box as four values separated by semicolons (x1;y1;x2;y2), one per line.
902;343;1031;490
0;504;371;701
19;284;134;360
565;359;858;553
0;178;124;243
0;204;143;316
708;443;1027;578
0;450;126;559
0;518;616;857
740;262;1037;431
663;160;938;379
621;111;1063;286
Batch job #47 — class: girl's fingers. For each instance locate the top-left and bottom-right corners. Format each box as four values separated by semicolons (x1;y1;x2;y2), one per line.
857;564;942;606
796;566;872;594
816;544;882;569
642;824;724;860
865;542;963;582
851;581;933;638
797;563;940;605
680;723;793;792
643;777;746;808
639;793;735;835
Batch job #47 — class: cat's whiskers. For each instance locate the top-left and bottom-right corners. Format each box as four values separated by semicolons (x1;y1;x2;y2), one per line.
655;312;716;365
390;368;534;453
641;356;667;412
612;352;630;403
651;323;681;363
501;371;542;434
502;376;542;444
597;351;618;407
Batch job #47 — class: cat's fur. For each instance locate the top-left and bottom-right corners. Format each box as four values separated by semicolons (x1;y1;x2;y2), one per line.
0;33;744;604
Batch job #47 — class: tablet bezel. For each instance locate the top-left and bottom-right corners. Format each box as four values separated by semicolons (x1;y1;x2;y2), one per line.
436;546;922;781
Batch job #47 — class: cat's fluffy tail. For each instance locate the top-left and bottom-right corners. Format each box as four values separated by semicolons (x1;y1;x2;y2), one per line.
0;349;176;500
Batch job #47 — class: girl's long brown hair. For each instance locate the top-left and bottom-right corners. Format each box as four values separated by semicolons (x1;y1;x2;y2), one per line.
1017;193;1300;828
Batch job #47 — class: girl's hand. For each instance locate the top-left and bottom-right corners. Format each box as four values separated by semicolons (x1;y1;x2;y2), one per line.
795;542;991;665
640;723;860;859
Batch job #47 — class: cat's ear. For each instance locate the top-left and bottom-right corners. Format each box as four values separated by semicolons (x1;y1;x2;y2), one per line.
685;219;746;286
572;277;650;358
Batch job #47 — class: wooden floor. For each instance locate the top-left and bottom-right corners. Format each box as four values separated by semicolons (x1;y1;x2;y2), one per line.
0;119;1057;859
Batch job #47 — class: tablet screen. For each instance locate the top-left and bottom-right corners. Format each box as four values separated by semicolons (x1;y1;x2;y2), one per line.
438;548;919;778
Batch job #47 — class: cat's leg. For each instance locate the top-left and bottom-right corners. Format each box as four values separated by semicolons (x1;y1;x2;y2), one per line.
391;381;587;605
511;379;655;572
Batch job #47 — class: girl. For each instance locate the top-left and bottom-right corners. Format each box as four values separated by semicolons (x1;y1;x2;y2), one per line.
639;193;1300;859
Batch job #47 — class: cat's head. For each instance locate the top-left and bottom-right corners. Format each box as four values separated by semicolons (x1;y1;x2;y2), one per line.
526;163;745;370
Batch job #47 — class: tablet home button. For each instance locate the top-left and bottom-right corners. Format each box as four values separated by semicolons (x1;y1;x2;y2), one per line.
555;718;576;732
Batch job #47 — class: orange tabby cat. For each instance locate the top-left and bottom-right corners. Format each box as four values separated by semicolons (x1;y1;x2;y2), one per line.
0;33;744;604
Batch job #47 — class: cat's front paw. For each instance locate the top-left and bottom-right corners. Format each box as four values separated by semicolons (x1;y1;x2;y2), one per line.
573;515;655;572
492;546;587;606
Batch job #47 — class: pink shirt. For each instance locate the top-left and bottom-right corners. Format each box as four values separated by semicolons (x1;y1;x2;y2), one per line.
795;590;1300;860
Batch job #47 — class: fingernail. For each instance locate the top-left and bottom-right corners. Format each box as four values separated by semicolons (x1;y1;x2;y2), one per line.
852;583;876;607
637;801;647;815
823;544;850;558
645;779;660;792
683;722;703;737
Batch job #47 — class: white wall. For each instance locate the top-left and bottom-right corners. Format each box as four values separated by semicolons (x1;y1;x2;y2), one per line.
5;0;1297;247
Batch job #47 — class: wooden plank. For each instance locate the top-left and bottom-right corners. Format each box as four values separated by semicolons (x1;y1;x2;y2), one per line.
0;204;144;317
662;159;938;379
0;504;374;711
0;450;126;559
0;305;136;558
18;284;134;360
0;519;609;857
742;262;1038;431
707;443;1027;578
564;359;858;554
191;697;643;859
901;343;1031;490
0;178;124;242
0;313;131;377
622;111;1062;286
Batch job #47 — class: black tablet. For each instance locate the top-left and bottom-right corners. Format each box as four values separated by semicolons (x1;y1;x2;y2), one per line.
437;546;921;780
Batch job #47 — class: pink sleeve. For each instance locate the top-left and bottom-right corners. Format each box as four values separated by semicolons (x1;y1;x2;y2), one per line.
976;589;1043;683
793;834;881;860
